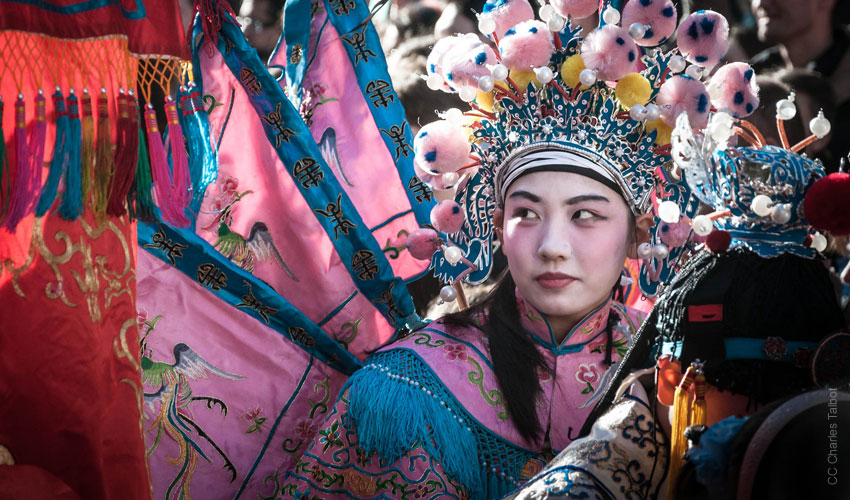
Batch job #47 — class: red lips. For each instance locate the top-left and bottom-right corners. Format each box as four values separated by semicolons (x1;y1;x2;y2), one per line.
535;272;576;289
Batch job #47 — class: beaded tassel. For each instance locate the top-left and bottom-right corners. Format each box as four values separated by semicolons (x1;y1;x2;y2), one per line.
80;89;95;206
146;104;189;227
35;89;69;217
58;90;83;220
92;89;114;219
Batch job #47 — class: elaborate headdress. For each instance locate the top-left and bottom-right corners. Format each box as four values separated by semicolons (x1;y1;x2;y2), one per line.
404;0;758;298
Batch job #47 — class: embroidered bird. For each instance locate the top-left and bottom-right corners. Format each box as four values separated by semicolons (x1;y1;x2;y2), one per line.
319;127;354;187
214;207;299;281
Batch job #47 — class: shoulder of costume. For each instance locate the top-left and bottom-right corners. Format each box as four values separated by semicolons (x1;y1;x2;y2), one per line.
342;319;534;495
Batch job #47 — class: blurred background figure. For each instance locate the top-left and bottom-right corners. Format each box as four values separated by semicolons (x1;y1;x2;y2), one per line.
239;0;283;63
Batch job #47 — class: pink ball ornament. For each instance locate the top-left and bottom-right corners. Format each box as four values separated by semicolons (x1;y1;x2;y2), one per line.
407;228;442;260
442;41;499;90
479;0;535;38
658;220;691;248
621;0;677;47
413;120;471;176
581;25;639;81
550;0;598;19
707;62;759;118
656;74;711;128
426;36;465;92
430;200;466;234
498;20;555;72
677;10;730;68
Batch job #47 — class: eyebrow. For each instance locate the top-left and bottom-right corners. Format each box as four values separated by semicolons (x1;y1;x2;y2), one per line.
508;190;610;205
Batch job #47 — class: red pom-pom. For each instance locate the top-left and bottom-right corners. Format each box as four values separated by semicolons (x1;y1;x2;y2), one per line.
706;229;732;253
803;172;850;236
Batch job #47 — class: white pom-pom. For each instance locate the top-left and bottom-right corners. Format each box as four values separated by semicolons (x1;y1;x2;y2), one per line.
534;66;554;84
440;284;458;302
491;63;509;81
427;73;444;90
692;214;713;236
751;194;773;217
478;75;495;92
668;55;687;74
658;200;681;223
539;4;555;22
602;7;620;25
478;16;496;35
444;246;463;265
458;86;477;102
579;68;597;86
810;110;831;139
445;107;464;124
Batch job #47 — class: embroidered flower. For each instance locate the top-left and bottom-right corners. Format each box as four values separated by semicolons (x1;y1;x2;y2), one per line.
295;419;318;439
536;366;552;383
443;343;468;361
575;363;600;385
137;309;148;330
244;407;267;434
244;407;263;421
221;176;239;194
412;484;430;498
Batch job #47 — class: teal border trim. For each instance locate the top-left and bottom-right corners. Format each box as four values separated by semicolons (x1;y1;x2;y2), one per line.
3;0;146;19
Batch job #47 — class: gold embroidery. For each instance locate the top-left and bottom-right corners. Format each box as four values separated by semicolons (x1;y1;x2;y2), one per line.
2;216;133;323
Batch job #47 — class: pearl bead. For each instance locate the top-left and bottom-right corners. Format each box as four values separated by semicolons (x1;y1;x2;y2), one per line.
750;194;773;217
628;23;647;40
602;7;620;25
547;14;566;32
812;232;828;252
442;171;460;186
427;73;444;90
658;201;681;223
668;55;686;74
445;107;464;124
809;110;831;138
478;75;495;92
770;203;792;224
444;246;463;265
478;16;496;35
458;86;477;102
637;242;653;260
539;4;554;22
534;66;554;84
629;104;647;121
491;64;508;81
644;104;661;121
440;285;457;302
685;65;703;79
776;94;796;120
579;68;597;86
651;244;669;259
692;215;713;236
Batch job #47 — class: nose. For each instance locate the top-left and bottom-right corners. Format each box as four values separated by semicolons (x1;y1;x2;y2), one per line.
537;220;572;261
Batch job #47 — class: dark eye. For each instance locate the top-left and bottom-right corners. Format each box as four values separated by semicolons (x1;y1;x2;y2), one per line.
513;208;539;220
573;209;596;220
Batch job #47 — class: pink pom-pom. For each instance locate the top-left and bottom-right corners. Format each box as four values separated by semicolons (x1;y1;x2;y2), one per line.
657;75;710;128
480;0;535;38
621;0;677;47
581;25;639;81
676;10;730;68
442;40;498;90
407;228;442;260
707;62;759;118
550;0;598;19
430;200;466;234
413;120;471;175
498;20;554;72
414;161;453;190
426;36;465;92
659;221;691;248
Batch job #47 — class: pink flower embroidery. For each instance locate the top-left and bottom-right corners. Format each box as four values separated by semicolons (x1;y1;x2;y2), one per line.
443;343;468;361
536;366;552;383
575;363;600;385
244;407;263;421
295;419;318;439
137;309;148;330
221;176;239;194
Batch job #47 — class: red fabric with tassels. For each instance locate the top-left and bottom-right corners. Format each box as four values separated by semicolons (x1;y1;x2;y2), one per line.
106;92;139;216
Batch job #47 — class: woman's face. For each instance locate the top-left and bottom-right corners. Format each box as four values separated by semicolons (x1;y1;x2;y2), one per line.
501;171;633;333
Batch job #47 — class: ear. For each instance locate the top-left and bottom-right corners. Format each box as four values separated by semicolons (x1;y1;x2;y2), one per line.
627;213;655;259
492;208;504;247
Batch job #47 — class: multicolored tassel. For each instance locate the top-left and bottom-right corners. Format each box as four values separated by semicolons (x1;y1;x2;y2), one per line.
179;83;217;216
129;98;156;222
80;89;95;205
35;88;69;217
92;88;114;219
58;90;83;220
146;103;189;227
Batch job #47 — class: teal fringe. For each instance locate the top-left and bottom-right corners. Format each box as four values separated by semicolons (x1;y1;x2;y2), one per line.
59;93;82;220
36;90;68;216
129;105;156;222
178;86;217;217
343;362;483;496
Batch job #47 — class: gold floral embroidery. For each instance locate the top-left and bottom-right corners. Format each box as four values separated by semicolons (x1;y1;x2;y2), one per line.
2;216;133;323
